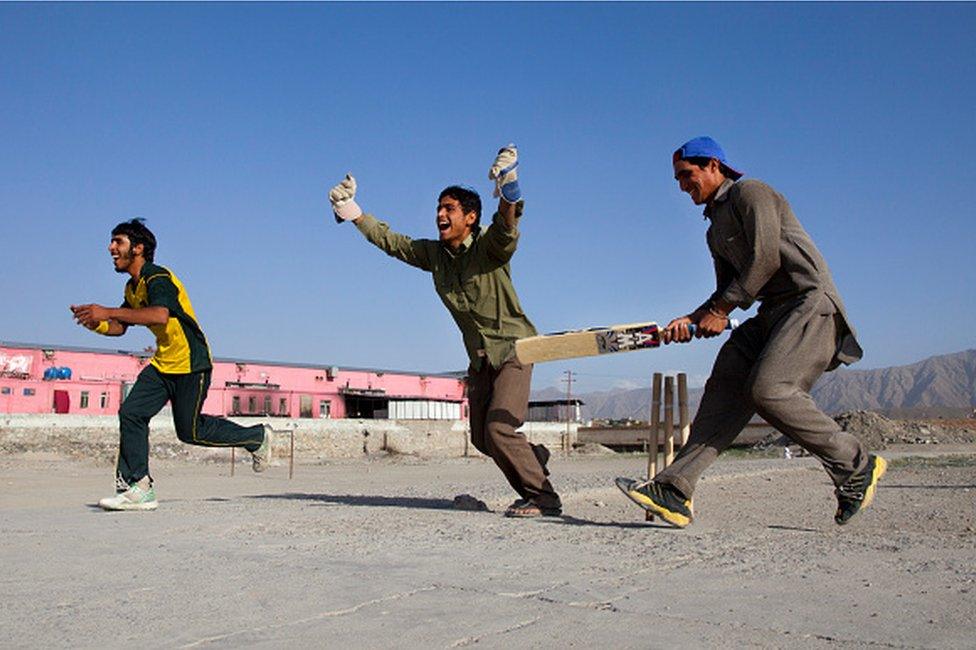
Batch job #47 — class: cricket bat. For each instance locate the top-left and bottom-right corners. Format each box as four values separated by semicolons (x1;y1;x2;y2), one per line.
515;319;738;364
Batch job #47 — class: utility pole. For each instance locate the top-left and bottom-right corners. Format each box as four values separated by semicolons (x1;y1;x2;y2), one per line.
562;370;573;454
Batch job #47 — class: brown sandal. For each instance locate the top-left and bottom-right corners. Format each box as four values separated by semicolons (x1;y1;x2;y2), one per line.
504;499;561;518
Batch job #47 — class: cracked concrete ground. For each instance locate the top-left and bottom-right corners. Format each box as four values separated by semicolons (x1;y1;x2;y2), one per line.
1;450;974;648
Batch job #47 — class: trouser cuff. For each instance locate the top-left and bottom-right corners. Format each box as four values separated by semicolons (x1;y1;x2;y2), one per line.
657;475;693;500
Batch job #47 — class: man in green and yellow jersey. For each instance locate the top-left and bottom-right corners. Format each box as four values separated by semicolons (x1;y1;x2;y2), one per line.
328;145;561;518
71;218;273;511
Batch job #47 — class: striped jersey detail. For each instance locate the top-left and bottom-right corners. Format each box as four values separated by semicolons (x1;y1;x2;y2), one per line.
124;263;212;374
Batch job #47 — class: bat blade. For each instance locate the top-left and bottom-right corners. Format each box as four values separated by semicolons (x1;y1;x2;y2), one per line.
515;322;661;364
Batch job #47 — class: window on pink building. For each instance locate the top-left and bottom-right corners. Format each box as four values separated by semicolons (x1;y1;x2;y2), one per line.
278;398;288;416
80;392;90;409
100;392;109;408
23;388;35;396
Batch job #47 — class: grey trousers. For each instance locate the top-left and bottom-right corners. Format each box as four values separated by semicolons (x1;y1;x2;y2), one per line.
468;357;562;510
656;292;868;499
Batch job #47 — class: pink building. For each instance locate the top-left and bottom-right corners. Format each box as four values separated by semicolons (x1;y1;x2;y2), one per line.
0;341;468;420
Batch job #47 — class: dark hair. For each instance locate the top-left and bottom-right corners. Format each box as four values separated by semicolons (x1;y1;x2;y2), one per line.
112;218;157;262
677;155;740;180
439;185;482;229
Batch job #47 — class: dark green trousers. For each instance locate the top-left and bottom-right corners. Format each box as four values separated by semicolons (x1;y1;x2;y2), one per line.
116;364;264;486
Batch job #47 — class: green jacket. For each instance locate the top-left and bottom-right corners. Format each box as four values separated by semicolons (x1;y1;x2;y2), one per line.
355;206;538;370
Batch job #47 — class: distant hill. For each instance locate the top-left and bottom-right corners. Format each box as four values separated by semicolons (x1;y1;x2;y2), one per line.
811;349;976;418
532;349;976;421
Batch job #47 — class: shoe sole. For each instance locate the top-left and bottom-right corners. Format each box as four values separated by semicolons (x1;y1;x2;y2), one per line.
504;506;562;518
614;477;690;529
99;500;158;512
860;455;887;512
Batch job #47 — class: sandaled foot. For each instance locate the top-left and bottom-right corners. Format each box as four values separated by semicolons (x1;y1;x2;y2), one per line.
504;499;561;518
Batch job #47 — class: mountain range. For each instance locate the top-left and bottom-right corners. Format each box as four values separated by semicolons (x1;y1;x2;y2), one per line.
532;349;976;421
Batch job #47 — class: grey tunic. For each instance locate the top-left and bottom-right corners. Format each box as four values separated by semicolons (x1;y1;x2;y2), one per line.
701;178;863;369
653;177;870;498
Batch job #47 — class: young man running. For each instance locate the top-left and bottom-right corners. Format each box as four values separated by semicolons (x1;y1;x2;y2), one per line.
616;136;885;528
328;145;561;518
71;219;273;511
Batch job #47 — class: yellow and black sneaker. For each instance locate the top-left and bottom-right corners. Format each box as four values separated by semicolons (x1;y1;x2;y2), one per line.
615;477;693;528
834;454;887;525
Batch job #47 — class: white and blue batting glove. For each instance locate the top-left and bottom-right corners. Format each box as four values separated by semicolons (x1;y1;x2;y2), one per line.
489;144;520;203
329;174;363;223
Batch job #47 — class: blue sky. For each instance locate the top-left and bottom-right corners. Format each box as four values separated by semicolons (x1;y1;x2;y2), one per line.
2;3;974;393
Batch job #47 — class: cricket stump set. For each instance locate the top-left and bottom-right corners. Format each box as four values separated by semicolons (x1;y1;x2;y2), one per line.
645;372;689;521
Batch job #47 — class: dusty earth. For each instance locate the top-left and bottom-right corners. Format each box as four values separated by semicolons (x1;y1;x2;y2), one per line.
1;448;974;649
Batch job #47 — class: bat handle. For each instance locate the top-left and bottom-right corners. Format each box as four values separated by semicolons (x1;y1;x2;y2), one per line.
687;318;739;336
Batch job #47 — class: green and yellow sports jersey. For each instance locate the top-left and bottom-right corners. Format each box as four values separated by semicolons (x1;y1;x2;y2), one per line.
123;263;212;374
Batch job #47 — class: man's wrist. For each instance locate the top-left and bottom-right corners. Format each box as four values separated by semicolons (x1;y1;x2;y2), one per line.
334;199;362;222
708;300;732;319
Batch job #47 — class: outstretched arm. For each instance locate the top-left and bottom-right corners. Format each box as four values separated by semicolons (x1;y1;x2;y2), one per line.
481;144;526;262
327;174;433;271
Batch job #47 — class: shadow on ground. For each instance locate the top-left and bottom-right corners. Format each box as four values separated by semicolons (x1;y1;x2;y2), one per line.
539;514;674;530
248;492;457;510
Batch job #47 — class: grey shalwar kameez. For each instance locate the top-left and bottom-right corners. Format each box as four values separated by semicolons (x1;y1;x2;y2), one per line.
655;178;868;498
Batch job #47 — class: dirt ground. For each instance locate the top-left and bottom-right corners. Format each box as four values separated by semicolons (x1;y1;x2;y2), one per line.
1;448;974;649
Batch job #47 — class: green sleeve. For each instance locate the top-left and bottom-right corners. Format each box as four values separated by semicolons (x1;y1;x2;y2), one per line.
354;214;435;272
481;201;524;263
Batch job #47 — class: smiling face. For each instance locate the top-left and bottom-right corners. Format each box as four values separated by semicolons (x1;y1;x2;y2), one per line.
108;234;144;275
436;195;478;249
673;157;727;205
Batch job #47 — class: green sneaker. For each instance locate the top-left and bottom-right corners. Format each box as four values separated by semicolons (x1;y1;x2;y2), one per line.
835;454;887;525
615;477;693;528
99;481;158;511
251;424;274;473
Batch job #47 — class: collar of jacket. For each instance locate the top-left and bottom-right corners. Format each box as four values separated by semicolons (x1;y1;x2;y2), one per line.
441;228;479;257
703;178;738;220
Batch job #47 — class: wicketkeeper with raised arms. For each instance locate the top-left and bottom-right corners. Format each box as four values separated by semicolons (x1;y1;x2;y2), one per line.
329;145;562;518
616;137;886;528
71;219;274;511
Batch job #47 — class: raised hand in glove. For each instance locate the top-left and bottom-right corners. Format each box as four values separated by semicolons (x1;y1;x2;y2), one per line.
329;174;363;223
488;143;520;203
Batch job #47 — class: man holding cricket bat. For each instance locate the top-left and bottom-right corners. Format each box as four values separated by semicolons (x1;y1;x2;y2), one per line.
617;136;885;528
328;145;561;518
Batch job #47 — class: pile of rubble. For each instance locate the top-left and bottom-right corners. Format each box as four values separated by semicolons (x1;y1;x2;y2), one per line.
834;411;976;449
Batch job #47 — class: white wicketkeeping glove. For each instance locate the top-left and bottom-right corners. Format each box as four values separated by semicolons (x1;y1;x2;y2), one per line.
489;143;520;203
329;174;363;223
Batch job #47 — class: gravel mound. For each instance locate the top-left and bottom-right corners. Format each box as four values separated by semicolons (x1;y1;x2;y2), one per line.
834;410;976;449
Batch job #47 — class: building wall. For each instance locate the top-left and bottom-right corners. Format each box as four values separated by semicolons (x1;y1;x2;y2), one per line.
0;343;466;419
